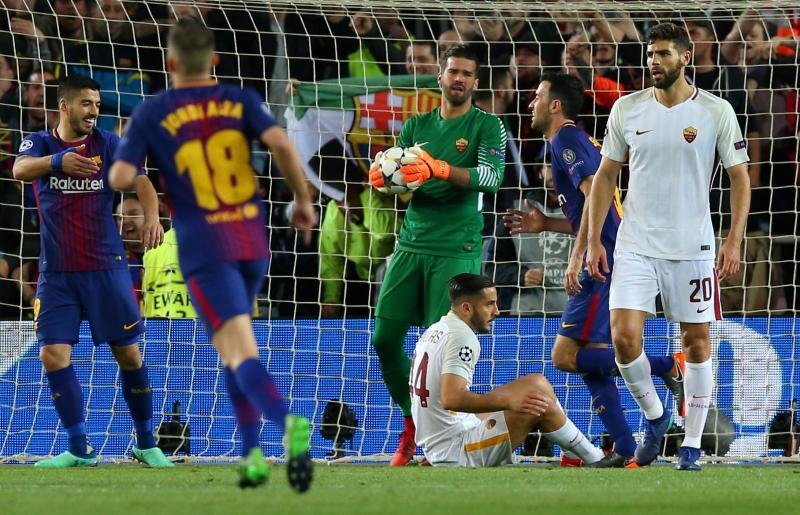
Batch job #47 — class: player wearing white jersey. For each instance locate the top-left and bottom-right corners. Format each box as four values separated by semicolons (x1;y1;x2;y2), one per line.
409;273;604;467
586;23;750;471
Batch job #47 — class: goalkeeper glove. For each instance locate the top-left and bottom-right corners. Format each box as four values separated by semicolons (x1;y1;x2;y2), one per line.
400;146;451;188
368;151;388;192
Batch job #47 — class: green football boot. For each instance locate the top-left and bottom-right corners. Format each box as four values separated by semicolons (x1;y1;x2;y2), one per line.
284;414;313;493
132;446;175;468
238;447;270;489
34;450;98;468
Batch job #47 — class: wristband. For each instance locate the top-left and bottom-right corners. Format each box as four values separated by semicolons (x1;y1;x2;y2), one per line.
50;146;77;172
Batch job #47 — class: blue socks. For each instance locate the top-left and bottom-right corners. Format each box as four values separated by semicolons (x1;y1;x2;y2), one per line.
234;358;288;433
46;365;90;456
121;365;156;449
582;374;637;457
575;348;675;378
225;367;261;455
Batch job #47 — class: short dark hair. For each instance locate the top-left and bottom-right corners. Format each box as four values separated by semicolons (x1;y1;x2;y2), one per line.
449;273;495;304
168;18;215;74
473;66;510;102
57;75;101;102
540;71;584;120
441;44;481;74
648;22;692;52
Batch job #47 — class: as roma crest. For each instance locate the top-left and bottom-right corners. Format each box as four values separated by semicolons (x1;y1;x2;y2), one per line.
455;137;469;153
683;126;697;143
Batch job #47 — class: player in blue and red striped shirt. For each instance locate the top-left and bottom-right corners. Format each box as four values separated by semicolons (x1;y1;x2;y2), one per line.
110;19;316;492
13;75;171;468
505;72;685;467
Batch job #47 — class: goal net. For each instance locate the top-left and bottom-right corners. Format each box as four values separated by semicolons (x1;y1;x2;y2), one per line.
0;0;798;463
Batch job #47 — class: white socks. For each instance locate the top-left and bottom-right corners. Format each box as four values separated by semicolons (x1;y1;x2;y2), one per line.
545;418;604;464
683;359;713;449
617;351;664;420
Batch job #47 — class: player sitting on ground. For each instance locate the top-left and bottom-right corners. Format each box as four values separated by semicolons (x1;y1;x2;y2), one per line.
13;74;170;468
109;19;317;491
410;273;605;467
505;72;685;467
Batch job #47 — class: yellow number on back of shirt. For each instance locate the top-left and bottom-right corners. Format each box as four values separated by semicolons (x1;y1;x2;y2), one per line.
174;129;256;211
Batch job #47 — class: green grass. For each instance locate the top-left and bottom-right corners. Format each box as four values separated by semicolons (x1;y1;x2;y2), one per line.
3;463;800;515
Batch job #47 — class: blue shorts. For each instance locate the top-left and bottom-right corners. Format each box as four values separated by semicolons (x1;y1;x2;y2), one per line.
35;269;143;346
185;259;268;333
558;270;611;344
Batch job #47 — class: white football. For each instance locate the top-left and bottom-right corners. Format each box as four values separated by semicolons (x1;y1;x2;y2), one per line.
374;146;421;195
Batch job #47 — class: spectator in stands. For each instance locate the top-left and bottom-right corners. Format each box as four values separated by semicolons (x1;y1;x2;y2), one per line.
57;0;150;131
20;69;53;134
321;10;410;79
319;189;401;318
0;0;52;78
115;195;146;298
487;164;570;314
437;29;463;63
405;40;438;76
49;0;92;69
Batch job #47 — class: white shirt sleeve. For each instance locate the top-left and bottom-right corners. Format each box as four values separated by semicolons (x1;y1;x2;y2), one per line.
600;97;628;162
441;331;479;382
715;100;749;168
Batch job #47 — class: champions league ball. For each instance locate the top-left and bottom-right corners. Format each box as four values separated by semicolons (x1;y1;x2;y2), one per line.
376;146;422;195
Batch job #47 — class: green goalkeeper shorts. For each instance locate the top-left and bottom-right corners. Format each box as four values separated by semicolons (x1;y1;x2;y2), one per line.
375;250;482;327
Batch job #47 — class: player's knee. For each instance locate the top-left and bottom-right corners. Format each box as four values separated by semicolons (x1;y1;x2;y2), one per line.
551;344;577;372
610;324;641;357
39;345;70;371
681;326;710;361
524;373;554;397
111;344;143;370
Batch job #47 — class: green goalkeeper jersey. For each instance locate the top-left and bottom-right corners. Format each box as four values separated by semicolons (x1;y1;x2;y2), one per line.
396;106;506;258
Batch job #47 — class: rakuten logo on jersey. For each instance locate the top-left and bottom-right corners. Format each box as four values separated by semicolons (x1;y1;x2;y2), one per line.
49;176;104;193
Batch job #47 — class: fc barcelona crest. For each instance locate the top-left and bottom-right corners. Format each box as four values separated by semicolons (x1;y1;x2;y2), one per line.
455;137;469;153
683;126;697;143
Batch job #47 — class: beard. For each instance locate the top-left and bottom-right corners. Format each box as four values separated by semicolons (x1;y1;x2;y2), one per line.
443;84;471;106
470;313;494;333
652;62;683;89
530;110;549;135
69;112;94;136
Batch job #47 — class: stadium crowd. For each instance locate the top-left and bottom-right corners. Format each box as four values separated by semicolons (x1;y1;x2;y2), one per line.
0;1;798;320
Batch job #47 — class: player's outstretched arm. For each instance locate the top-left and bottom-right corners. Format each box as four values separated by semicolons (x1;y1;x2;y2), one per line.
717;163;751;281
440;374;549;416
13;144;99;181
261;126;317;244
504;199;574;235
585;157;622;282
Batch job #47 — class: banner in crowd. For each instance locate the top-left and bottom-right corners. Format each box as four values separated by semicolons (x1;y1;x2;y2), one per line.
1;318;797;461
286;75;441;201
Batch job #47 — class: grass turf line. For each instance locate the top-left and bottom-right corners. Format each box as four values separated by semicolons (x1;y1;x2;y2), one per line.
3;464;799;515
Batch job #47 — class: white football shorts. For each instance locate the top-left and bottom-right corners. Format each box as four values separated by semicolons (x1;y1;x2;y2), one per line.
609;250;721;323
425;412;513;468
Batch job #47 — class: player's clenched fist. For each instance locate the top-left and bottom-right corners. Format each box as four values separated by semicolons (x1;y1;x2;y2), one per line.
400;146;451;187
140;215;165;250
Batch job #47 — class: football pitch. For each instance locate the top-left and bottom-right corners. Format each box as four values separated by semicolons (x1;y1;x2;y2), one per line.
3;463;799;515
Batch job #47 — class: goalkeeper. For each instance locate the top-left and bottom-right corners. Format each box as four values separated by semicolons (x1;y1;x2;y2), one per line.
368;44;506;466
